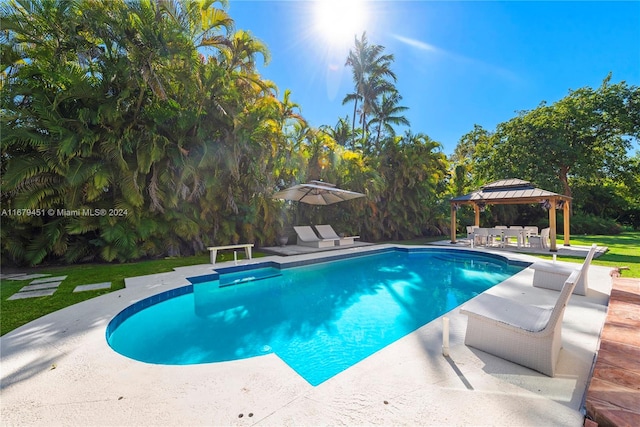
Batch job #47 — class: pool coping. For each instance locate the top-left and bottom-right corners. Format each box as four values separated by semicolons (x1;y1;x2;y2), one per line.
0;244;612;426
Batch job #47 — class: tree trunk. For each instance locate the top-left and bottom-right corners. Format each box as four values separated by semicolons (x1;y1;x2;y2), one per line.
351;99;358;148
559;165;573;215
559;165;572;198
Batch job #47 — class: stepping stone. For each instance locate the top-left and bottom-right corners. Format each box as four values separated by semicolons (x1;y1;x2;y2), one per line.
6;274;51;281
8;288;57;300
73;282;112;292
0;273;26;280
30;276;67;284
20;282;62;292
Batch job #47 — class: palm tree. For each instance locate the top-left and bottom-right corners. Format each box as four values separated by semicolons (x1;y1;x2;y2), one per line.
343;32;397;149
279;88;307;130
219;29;270;72
357;75;396;142
341;91;362;133
158;0;234;49
320;117;356;148
368;91;410;154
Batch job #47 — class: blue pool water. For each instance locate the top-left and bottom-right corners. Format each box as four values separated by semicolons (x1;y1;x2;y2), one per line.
107;248;525;385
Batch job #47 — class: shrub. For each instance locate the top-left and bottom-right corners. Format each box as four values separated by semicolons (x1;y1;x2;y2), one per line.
541;212;623;235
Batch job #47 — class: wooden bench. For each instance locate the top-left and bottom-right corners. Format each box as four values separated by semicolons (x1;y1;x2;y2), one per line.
207;244;254;264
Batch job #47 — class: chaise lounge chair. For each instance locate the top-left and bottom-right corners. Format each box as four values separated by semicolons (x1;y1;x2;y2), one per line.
314;225;360;246
460;269;581;377
293;226;338;248
530;243;597;296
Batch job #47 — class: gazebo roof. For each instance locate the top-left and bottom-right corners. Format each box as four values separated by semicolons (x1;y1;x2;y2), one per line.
450;179;571;205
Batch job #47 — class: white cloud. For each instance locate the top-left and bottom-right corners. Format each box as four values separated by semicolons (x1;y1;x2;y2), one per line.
392;34;439;53
392;33;519;82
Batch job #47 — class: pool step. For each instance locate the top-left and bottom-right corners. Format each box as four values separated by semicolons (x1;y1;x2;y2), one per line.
219;271;282;287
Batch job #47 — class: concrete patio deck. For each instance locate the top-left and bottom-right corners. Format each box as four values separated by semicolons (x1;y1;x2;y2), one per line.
0;245;613;426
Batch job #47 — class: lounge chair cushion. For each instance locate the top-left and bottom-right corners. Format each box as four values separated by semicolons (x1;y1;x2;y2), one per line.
314;225;359;246
461;293;552;333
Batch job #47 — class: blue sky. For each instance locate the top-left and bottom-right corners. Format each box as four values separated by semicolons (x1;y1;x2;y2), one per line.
228;1;640;155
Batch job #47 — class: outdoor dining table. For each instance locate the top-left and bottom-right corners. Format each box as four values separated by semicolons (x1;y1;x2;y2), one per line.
502;228;526;248
472;227;531;248
472;228;503;247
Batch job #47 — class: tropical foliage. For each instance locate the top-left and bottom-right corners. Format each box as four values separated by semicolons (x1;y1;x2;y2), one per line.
1;2;448;266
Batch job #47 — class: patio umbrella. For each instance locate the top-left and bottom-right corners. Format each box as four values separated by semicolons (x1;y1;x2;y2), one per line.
272;180;365;205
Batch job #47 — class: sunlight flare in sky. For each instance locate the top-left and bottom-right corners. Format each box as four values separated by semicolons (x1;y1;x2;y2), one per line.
309;0;371;102
313;0;368;47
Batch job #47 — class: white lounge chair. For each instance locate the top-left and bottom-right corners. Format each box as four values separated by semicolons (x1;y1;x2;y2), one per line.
530;243;597;296
460;269;581;377
293;226;337;248
314;225;360;246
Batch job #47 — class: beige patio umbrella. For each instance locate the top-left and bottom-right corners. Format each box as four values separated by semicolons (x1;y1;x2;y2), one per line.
272;180;365;205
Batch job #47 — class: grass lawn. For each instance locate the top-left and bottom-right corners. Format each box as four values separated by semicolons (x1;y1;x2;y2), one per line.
539;232;640;277
1;231;638;336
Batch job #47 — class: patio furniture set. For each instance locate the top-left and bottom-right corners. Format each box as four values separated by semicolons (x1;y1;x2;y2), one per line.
206;225;360;264
466;225;551;249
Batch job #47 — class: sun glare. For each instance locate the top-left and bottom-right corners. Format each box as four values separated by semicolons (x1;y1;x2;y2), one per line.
313;0;368;46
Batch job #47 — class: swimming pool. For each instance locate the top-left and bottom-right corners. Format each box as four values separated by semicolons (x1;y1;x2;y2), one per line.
107;248;526;385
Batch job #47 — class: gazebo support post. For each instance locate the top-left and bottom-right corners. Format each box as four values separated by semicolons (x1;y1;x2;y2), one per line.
450;204;457;244
563;200;571;246
474;204;480;227
549;198;558;252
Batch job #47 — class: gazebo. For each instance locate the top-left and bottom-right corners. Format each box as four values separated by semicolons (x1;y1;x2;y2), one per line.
449;179;572;251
